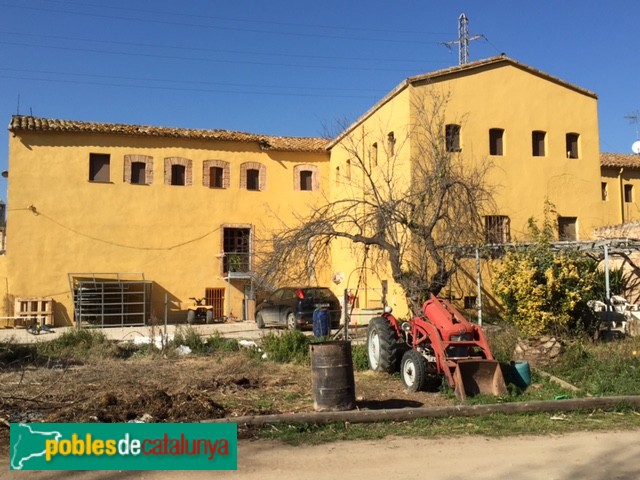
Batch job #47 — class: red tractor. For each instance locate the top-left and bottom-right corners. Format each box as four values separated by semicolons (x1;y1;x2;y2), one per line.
367;294;507;401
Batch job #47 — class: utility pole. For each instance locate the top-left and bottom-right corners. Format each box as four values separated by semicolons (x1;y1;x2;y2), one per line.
442;13;485;65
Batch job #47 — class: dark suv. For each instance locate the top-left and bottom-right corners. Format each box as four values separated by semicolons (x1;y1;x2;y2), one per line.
255;287;341;330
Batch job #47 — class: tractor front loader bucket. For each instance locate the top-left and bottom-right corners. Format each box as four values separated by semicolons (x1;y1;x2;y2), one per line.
453;359;507;402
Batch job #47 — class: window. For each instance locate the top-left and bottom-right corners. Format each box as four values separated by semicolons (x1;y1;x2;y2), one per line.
294;165;318;191
489;128;504;156
124;154;153;185
171;164;186;186
210;167;224;188
371;142;378;167
624;184;633;203
164;157;192;186
203;160;230;189
484;216;511;244
300;171;312;191
131;162;146;184
464;296;477;310
387;132;395;156
566;133;579;159
89;153;110;182
345;159;351;180
558;216;577;241
240;162;265;191
223;227;251;273
601;182;608;201
246;169;260;190
532;131;546;156
445;124;461;152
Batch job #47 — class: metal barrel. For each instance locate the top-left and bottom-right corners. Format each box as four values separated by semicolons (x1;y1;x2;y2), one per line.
310;341;356;411
453;359;508;402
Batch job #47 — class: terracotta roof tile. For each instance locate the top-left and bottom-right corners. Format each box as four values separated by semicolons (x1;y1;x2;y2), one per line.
601;152;640;169
9;116;328;153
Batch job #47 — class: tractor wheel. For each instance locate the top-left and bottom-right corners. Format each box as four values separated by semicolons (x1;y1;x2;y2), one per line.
366;317;400;373
400;350;428;392
256;312;265;329
205;310;214;324
286;311;297;330
186;310;196;325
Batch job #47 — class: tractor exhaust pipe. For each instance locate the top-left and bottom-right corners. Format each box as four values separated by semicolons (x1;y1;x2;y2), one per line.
453;359;508;401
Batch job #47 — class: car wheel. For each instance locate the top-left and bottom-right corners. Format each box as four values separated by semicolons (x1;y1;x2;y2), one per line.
286;312;297;330
256;312;265;329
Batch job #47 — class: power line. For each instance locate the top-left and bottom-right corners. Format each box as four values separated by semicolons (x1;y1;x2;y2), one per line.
2;1;449;47
44;0;451;38
0;30;440;67
0;40;432;74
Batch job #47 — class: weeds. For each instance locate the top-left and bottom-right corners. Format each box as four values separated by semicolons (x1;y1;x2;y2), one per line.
171;326;240;356
36;328;117;361
260;330;311;364
351;343;369;371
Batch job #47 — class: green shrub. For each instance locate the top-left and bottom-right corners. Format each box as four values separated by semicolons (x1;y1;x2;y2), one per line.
260;330;310;364
206;331;239;353
172;327;239;355
351;343;369;371
172;326;207;354
37;328;115;360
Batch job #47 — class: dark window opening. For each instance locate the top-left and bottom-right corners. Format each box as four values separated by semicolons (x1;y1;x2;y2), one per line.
566;133;579;159
558;216;577;241
446;124;461;152
532;131;546;156
89;153;110;182
489;128;504;156
300;170;313;191
223;227;251;273
601;182;608;201
464;296;477;310
131;161;146;185
246;169;260;191
210;166;224;188
171;164;186;185
484;216;511;244
624;184;633;203
371;142;378;167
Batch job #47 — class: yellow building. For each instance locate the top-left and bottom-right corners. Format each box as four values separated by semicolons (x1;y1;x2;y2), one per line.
327;56;608;317
2;117;328;326
1;55;626;325
600;153;640;224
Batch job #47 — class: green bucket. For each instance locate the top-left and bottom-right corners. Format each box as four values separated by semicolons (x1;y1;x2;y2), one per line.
511;360;531;388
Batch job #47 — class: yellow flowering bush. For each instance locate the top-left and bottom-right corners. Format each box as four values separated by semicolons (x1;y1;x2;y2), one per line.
493;251;597;337
492;203;600;337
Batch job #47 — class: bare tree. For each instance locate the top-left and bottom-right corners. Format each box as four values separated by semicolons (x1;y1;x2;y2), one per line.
256;90;494;313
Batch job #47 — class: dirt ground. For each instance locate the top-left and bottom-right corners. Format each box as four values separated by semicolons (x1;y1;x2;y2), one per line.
2;431;639;479
0;353;451;447
2;351;640;479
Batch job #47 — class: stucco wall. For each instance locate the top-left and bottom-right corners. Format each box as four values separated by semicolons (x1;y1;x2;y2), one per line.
6;130;329;325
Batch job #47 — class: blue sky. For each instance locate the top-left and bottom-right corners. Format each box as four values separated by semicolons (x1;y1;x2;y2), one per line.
1;1;639;201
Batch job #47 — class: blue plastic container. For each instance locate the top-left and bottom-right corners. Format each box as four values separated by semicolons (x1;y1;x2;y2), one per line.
312;308;331;337
511;360;531;388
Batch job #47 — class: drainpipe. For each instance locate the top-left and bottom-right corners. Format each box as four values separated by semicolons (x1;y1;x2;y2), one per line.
618;167;625;224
